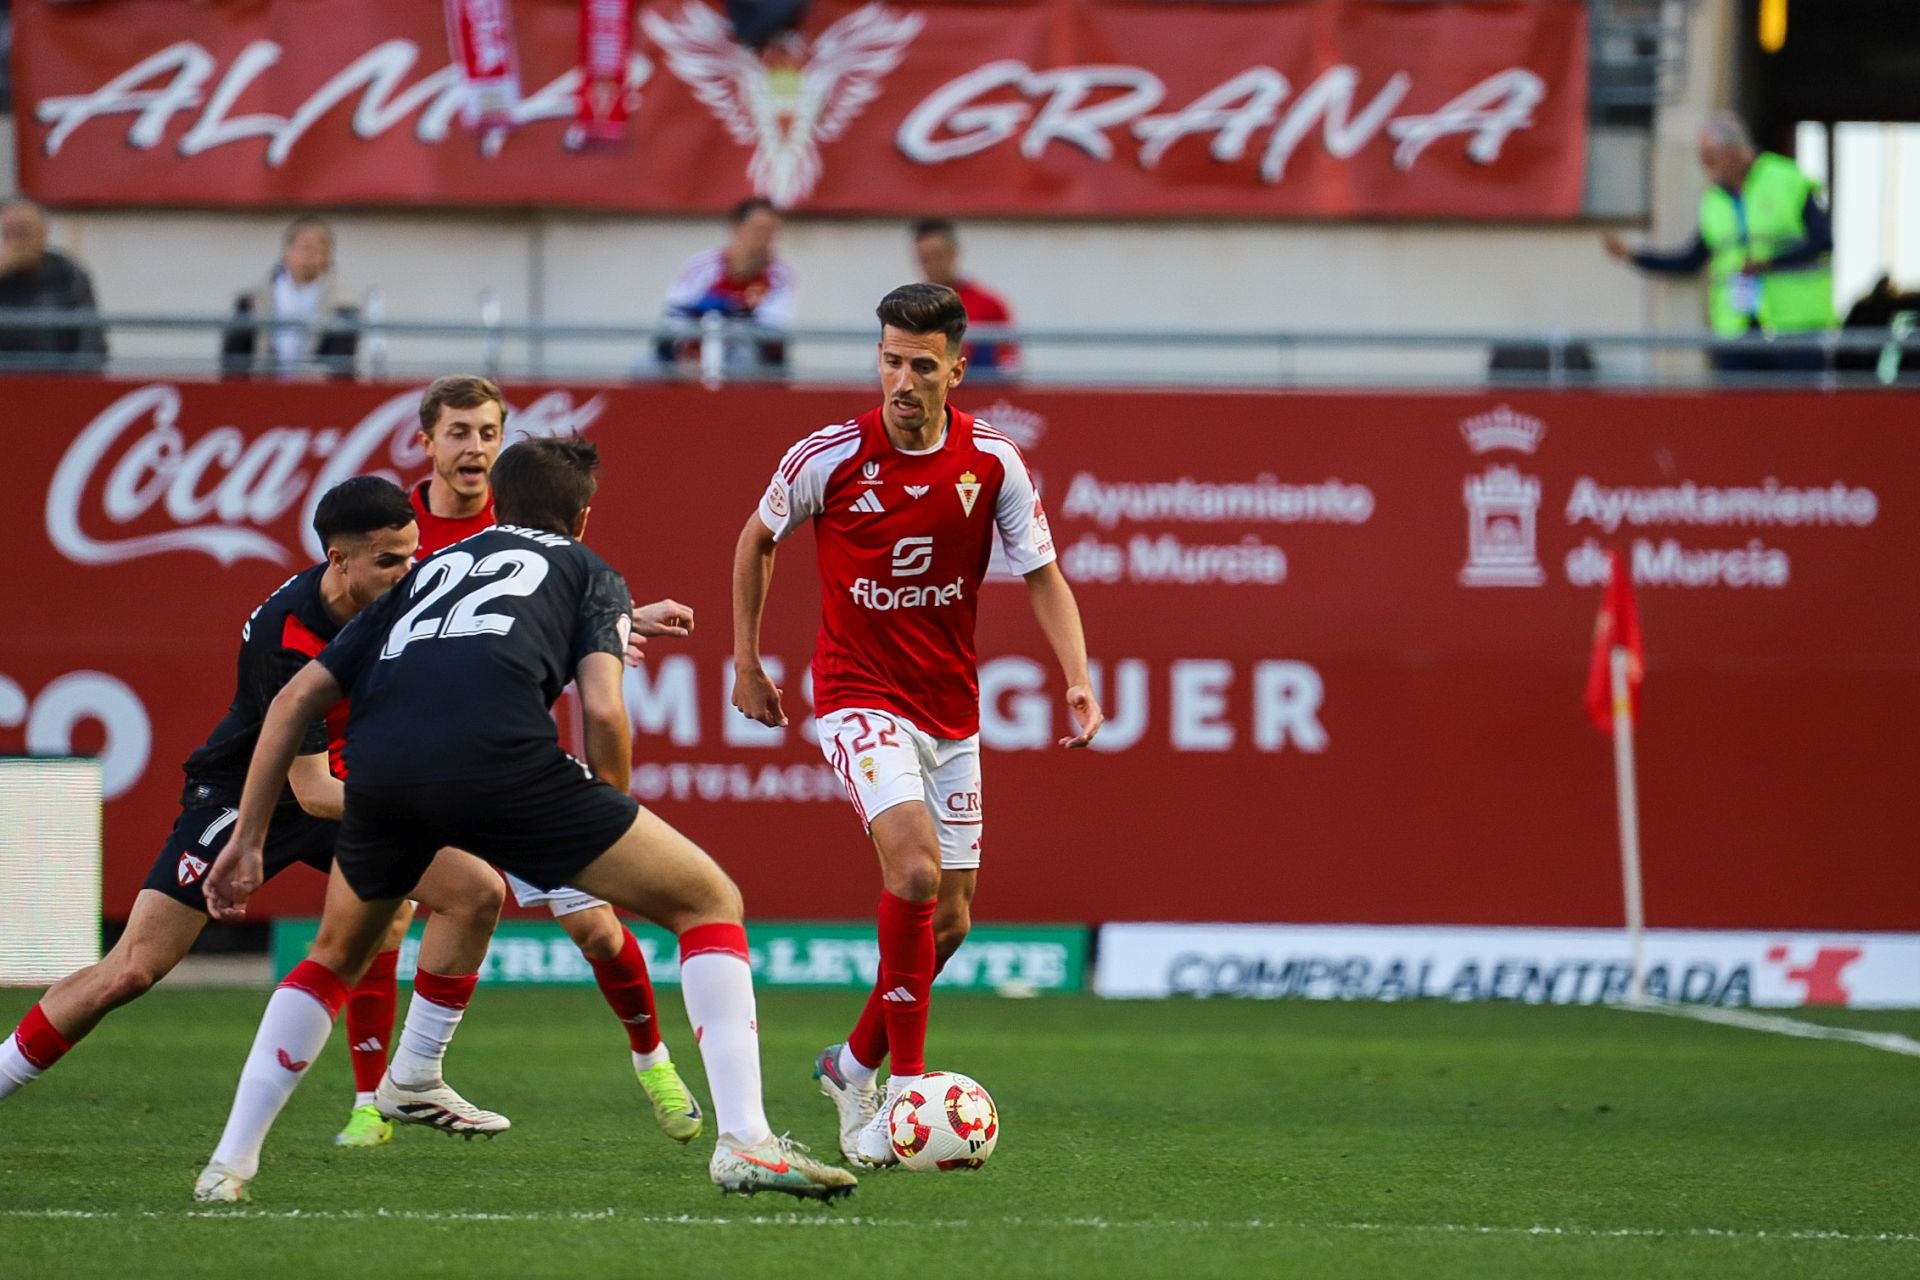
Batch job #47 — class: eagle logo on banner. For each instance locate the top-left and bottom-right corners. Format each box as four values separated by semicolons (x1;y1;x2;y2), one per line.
643;1;924;207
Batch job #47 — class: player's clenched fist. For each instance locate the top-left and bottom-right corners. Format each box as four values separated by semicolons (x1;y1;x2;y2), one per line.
732;663;788;727
1060;684;1104;749
204;838;265;922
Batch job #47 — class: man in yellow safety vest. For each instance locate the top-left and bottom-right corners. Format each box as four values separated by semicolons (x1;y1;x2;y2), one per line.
1604;112;1836;374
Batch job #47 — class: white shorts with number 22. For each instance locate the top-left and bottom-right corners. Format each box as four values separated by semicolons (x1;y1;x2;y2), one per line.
817;707;983;871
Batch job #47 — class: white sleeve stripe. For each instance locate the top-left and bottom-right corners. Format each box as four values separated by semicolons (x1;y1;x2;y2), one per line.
972;434;1030;474
779;426;862;481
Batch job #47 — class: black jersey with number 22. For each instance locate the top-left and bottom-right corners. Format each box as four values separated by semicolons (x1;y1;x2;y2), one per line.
317;525;632;784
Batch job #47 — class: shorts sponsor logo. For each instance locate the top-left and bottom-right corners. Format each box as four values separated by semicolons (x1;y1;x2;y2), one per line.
946;790;980;813
177;852;208;886
890;535;935;578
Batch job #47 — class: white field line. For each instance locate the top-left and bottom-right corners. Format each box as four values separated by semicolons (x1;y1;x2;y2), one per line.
0;1208;1915;1244
1622;999;1920;1058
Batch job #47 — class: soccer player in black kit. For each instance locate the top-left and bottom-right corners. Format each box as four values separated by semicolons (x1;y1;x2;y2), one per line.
195;437;857;1203
0;478;505;1113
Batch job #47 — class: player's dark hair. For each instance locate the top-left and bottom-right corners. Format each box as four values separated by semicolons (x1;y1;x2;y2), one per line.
419;374;509;436
731;196;778;224
911;217;957;243
492;436;599;536
876;282;967;354
312;476;415;551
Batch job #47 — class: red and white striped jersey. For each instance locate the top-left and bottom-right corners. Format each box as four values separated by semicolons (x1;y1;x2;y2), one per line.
757;406;1055;740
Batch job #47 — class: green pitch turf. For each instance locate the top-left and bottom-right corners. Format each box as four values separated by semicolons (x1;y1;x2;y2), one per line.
1;988;1917;1279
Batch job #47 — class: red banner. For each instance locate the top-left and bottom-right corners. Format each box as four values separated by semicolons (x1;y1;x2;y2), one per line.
12;0;1589;218
4;380;1914;929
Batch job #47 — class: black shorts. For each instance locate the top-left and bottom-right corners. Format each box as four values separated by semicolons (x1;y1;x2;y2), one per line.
141;802;338;913
333;751;640;902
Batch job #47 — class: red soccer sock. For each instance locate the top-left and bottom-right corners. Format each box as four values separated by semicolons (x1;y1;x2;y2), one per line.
846;980;890;1071
874;890;937;1077
344;949;400;1094
281;959;353;1017
589;928;662;1056
13;1003;75;1070
848;941;954;1071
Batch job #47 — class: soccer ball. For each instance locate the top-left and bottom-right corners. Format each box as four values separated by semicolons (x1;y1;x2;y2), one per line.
886;1071;999;1171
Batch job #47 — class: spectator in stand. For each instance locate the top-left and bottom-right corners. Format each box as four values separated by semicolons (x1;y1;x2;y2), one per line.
912;217;1018;378
656;197;794;375
1836;274;1920;379
222;215;359;378
0;198;107;369
1602;112;1835;374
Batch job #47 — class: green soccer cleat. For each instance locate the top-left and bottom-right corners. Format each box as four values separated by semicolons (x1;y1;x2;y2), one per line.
334;1103;393;1148
636;1059;704;1143
710;1133;858;1201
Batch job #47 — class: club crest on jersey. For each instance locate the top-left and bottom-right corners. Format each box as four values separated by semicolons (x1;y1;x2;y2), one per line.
906;485;929;498
859;755;877;785
861;460;882;485
177;853;209;886
956;472;982;516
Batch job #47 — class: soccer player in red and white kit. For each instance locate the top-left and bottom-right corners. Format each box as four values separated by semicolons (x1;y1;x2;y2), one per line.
399;375;704;1141
732;284;1103;1166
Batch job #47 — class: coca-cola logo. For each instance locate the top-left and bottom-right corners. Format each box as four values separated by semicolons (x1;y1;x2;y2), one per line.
45;384;605;567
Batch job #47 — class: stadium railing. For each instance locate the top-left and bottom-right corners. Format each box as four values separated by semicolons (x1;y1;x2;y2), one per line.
0;307;1915;388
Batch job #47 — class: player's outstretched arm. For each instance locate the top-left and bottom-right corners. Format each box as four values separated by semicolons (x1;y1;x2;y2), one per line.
730;514;788;728
205;662;345;920
286;751;344;821
1024;562;1103;749
577;651;633;793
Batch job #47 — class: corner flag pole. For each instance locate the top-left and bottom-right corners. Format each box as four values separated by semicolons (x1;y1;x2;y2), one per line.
1610;645;1647;1004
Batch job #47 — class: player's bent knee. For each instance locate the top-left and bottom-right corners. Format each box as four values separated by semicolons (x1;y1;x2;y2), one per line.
886;858;942;903
567;912;626;961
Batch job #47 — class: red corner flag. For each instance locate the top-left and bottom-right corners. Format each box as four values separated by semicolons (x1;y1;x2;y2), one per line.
1584;549;1644;732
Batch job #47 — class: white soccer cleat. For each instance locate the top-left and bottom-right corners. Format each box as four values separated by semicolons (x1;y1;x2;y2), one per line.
852;1091;900;1168
710;1133;858;1201
192;1160;251;1203
375;1073;511;1138
812;1042;881;1165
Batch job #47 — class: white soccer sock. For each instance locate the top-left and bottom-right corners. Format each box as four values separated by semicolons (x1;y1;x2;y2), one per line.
679;952;772;1146
354;1090;377;1109
837;1043;879;1090
0;1037;43;1100
389;992;464;1087
209;987;337;1180
633;1045;670;1073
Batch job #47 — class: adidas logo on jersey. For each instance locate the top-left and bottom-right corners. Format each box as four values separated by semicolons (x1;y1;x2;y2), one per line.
847;491;886;514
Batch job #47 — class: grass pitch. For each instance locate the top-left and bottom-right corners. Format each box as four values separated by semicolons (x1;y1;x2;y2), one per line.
1;987;1917;1279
